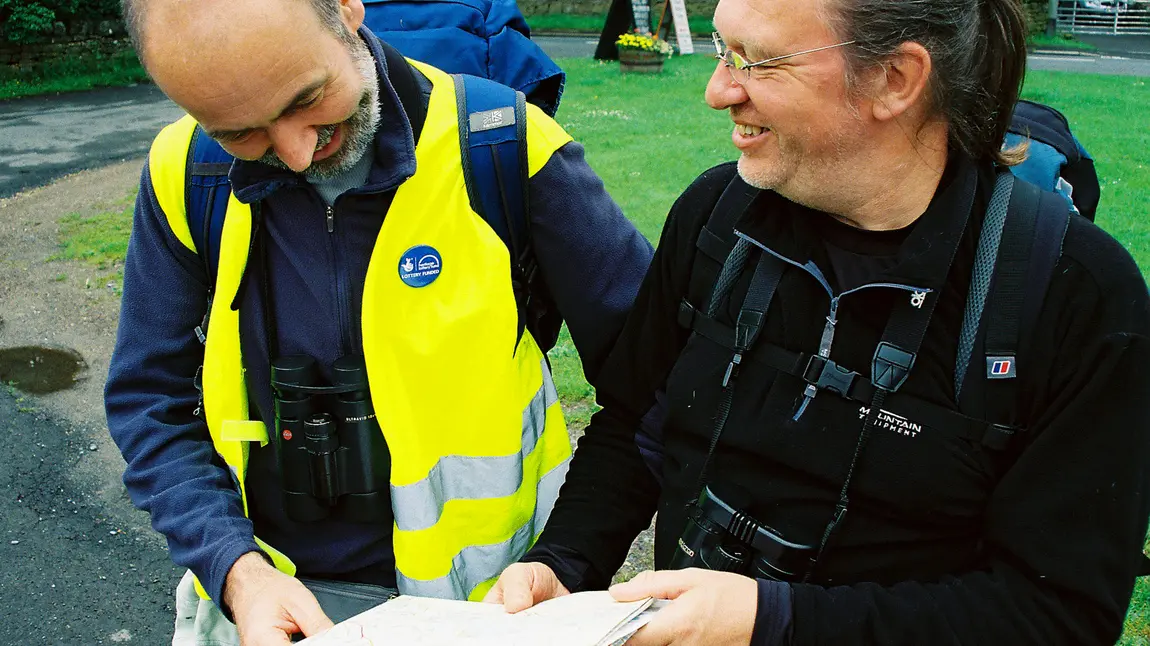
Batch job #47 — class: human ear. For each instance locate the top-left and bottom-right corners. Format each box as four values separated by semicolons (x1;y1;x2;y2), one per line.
339;0;366;33
870;41;932;123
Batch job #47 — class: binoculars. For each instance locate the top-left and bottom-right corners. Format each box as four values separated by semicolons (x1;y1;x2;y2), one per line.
270;355;390;523
668;484;815;582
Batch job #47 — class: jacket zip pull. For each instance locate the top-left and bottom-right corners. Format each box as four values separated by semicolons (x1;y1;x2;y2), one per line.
794;297;840;421
722;353;742;389
326;205;335;233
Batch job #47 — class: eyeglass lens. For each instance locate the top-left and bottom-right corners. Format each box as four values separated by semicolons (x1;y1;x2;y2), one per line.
712;34;750;85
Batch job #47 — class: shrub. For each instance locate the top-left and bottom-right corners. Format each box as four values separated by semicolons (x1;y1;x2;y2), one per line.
1;0;122;44
1023;0;1051;36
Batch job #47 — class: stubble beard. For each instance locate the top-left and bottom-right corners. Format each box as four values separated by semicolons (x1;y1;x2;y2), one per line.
736;112;866;211
258;37;382;180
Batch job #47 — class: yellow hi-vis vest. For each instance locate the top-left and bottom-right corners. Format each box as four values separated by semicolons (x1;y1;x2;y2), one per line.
147;60;574;602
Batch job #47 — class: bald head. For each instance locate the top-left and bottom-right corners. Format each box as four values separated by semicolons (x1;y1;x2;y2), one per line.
122;0;352;66
130;0;379;179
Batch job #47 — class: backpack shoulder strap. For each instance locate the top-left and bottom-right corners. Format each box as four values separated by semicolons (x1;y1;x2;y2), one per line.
676;174;762;331
452;74;540;346
186;126;234;288
952;178;1150;573
955;172;1015;402
956;174;1071;435
987;179;1070;419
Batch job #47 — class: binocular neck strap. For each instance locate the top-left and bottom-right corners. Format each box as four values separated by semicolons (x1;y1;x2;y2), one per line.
694;249;785;496
804;168;979;581
247;202;283;363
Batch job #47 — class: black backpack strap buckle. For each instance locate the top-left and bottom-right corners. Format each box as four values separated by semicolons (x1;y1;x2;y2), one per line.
872;342;916;393
802;355;859;399
677;299;698;329
734;309;765;352
983;423;1021;451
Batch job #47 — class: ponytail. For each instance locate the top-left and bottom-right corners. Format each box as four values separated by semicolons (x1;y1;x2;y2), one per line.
981;0;1029;165
828;0;1030;165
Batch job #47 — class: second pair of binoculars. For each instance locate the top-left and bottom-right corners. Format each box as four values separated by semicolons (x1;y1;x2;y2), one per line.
668;483;815;582
271;355;390;524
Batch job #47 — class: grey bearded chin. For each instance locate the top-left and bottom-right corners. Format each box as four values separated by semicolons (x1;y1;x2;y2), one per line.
256;38;381;179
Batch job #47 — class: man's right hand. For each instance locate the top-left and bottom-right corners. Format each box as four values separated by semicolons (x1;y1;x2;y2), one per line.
483;562;570;612
223;552;334;645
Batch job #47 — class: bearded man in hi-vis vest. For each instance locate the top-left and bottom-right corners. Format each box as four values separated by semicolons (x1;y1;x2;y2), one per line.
104;0;654;643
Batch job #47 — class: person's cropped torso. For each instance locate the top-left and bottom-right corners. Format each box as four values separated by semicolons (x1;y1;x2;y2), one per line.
653;160;1062;585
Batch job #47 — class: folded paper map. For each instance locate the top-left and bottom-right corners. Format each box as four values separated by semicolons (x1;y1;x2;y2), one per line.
297;591;667;646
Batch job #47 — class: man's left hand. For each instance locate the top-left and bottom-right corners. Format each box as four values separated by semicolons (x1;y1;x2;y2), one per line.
609;569;758;646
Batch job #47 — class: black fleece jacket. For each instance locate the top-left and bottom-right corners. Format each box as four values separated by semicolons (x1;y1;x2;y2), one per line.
524;159;1150;645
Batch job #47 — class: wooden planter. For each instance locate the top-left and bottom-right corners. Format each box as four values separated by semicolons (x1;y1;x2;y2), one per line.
617;47;665;74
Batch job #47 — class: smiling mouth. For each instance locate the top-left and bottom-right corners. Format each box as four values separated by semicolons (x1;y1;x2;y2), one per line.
735;123;768;137
312;125;343;162
315;124;338;151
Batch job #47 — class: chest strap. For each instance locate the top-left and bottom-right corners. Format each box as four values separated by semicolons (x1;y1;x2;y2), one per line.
677;300;1021;451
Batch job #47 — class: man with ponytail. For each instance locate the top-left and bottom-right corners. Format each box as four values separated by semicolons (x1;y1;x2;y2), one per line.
486;0;1150;643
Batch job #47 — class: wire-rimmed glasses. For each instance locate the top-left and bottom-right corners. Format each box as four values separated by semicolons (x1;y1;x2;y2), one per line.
711;32;855;85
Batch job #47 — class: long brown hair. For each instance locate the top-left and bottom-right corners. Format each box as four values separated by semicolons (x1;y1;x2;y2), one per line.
826;0;1030;165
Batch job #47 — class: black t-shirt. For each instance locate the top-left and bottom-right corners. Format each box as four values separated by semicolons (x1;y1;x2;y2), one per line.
814;212;913;292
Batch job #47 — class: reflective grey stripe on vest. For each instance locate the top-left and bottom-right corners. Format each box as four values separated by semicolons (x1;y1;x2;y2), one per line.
395;456;570;599
391;359;561;532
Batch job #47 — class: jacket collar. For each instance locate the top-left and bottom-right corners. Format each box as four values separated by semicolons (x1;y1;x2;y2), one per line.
228;27;418;204
735;154;988;292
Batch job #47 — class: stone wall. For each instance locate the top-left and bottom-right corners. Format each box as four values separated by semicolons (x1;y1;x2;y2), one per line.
0;20;129;68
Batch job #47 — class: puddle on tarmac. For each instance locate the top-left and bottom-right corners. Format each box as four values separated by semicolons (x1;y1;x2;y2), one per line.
0;346;88;394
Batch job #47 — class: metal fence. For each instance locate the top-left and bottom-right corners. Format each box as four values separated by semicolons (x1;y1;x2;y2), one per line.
1057;1;1150;35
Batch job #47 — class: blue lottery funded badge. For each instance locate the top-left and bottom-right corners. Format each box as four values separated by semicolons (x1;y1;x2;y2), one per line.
398;245;443;288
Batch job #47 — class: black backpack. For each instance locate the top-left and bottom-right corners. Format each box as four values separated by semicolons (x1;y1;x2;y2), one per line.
1006;100;1101;222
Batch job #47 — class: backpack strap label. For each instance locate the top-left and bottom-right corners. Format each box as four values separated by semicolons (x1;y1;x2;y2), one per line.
986;356;1017;380
469;107;516;133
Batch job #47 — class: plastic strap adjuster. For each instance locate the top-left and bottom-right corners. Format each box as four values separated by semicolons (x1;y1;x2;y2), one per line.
872;342;916;393
983;423;1020;451
677;299;698;329
802;355;858;399
734;309;765;351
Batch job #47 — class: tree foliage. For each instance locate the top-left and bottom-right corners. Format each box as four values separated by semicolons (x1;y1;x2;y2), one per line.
1023;0;1052;35
1;0;122;44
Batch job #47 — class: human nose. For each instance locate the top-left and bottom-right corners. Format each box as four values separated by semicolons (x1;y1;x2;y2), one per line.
266;120;319;172
705;60;747;110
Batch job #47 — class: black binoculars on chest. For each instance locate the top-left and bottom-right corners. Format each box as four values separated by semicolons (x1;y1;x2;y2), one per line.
668;484;816;582
270;355;390;523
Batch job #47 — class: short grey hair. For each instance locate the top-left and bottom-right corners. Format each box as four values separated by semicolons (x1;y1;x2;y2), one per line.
824;0;1029;165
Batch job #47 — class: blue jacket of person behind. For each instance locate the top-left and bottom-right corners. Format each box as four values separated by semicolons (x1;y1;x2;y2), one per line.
362;0;566;116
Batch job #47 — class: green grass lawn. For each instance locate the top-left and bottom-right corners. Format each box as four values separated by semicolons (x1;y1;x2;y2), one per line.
526;14;1092;52
0;47;147;101
1028;32;1099;52
526;13;713;38
51;55;1150;638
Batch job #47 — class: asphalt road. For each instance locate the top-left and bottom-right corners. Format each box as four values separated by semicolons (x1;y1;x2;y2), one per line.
1028;51;1150;76
0;389;182;645
0;83;185;199
1;36;1148;199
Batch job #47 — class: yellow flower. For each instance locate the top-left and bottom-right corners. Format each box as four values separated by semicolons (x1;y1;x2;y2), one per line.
614;32;675;56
